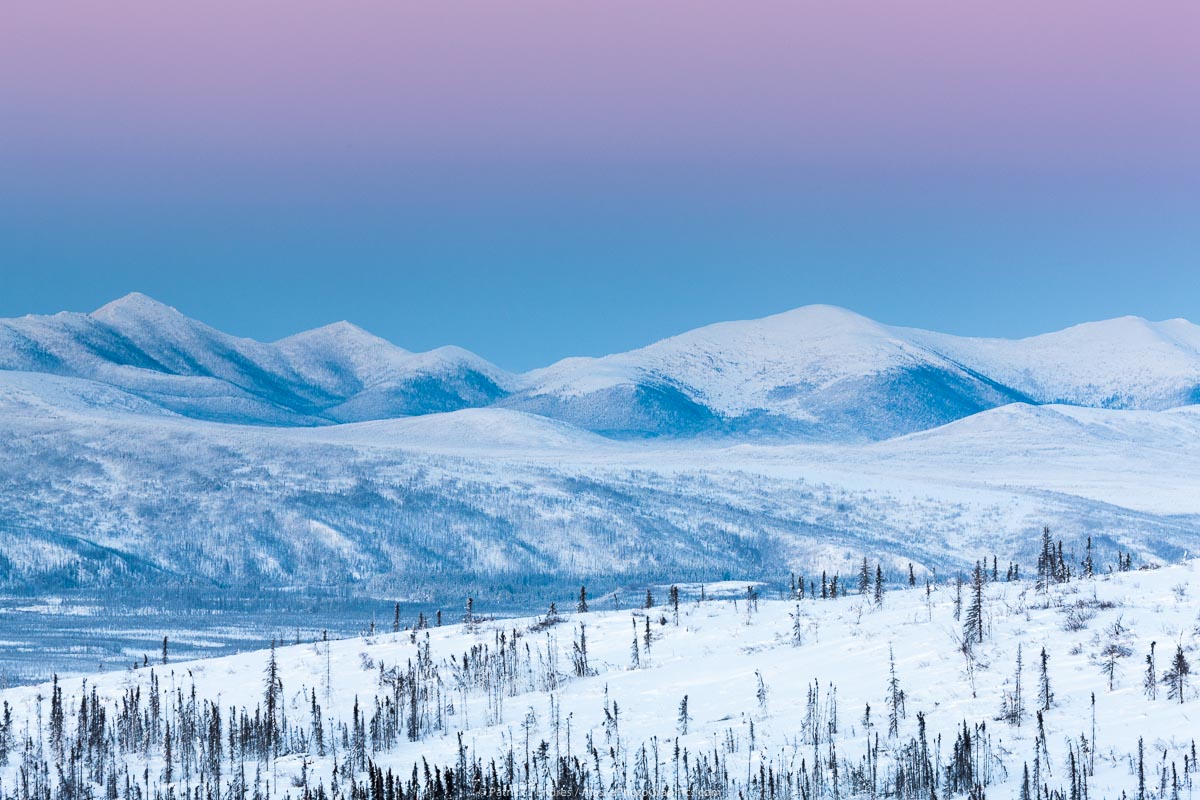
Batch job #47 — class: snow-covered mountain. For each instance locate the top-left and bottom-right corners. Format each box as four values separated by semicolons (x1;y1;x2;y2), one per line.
3;295;1200;595
0;293;512;425
508;306;1200;438
903;315;1200;410
508;305;1031;438
7;295;1199;438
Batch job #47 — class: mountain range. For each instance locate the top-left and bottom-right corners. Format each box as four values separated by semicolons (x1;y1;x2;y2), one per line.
1;294;1198;597
3;293;1199;439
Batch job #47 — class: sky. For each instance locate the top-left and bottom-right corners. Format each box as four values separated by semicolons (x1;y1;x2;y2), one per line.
1;1;1197;370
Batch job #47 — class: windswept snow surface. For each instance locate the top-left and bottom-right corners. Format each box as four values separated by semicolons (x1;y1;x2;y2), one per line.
3;563;1199;799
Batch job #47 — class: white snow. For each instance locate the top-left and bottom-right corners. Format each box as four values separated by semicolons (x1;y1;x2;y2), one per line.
3;563;1198;799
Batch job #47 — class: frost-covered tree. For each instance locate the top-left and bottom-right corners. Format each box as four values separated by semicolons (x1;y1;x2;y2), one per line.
571;624;590;677
1163;644;1190;704
1145;641;1158;700
858;558;871;595
874;565;884;606
1037;526;1056;593
1098;617;1132;691
577;585;588;613
963;561;985;645
886;645;903;737
676;695;691;736
1001;644;1025;726
264;640;283;754
790;604;805;646
1039;647;1054;711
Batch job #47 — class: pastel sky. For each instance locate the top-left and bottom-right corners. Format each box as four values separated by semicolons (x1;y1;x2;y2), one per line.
2;1;1197;369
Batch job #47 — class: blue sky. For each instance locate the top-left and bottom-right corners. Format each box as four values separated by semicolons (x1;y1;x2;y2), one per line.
4;166;1196;370
2;2;1197;370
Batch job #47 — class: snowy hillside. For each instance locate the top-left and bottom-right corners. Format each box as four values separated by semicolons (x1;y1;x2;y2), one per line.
1;388;1198;595
3;558;1198;800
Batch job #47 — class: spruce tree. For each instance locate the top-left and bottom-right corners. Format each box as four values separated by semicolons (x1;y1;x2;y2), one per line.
1004;644;1025;726
577;586;588;613
858;558;871;595
1039;647;1054;711
886;645;903;737
874;565;884;606
963;561;985;645
790;604;805;646
1163;644;1190;704
629;618;640;669
1145;641;1158;700
264;640;282;755
571;624;590;677
1037;526;1054;592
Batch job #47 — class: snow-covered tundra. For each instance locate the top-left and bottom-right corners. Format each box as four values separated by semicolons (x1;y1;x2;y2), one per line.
1;557;1196;800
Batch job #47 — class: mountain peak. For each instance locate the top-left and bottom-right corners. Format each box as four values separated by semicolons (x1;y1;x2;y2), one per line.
91;292;185;324
275;321;412;363
764;304;884;332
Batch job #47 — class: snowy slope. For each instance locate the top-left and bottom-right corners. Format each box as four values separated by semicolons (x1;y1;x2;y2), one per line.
2;386;1198;594
3;562;1198;800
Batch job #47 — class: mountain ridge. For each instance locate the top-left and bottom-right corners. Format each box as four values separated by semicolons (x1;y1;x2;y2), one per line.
2;293;1198;439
